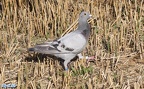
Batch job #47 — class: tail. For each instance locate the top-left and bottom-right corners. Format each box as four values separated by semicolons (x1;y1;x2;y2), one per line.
28;47;36;52
28;43;61;54
28;42;53;53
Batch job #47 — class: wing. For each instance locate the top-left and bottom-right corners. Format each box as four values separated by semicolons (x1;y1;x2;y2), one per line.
56;31;87;53
28;30;87;54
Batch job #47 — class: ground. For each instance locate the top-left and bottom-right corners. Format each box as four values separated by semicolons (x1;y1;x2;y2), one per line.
0;0;144;89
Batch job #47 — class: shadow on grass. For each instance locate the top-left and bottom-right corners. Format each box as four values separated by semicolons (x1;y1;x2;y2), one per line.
25;53;78;70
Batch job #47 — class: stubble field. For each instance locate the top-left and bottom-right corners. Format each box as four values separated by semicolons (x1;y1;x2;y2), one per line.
0;0;144;89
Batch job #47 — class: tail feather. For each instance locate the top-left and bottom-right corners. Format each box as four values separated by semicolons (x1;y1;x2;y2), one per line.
28;42;52;53
28;48;35;52
28;44;60;54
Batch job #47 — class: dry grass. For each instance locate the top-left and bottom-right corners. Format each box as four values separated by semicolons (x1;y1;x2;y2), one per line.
0;0;144;89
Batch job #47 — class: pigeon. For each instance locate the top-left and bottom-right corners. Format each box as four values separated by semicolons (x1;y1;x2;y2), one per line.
28;11;93;70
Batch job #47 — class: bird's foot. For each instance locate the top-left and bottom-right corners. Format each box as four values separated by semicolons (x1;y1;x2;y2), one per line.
65;68;69;71
86;56;96;63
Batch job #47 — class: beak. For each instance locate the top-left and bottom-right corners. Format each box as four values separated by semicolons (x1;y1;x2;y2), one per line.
88;14;93;22
89;14;92;17
89;14;94;20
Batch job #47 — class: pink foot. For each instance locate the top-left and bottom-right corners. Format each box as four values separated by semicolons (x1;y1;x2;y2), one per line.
86;56;96;63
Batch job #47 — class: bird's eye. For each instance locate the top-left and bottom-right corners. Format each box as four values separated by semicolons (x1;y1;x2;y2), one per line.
84;13;86;15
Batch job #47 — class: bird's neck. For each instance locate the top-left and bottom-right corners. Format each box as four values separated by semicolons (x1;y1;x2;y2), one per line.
77;20;91;40
78;20;89;29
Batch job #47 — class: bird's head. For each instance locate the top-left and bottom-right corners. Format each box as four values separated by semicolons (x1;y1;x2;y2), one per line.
79;11;92;22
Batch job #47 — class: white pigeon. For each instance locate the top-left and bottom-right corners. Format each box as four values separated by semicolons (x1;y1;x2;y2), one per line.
28;11;93;70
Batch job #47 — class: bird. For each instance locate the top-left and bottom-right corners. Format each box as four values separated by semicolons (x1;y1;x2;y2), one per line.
28;11;94;70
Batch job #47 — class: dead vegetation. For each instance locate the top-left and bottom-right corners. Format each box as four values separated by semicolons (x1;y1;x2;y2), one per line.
0;0;144;89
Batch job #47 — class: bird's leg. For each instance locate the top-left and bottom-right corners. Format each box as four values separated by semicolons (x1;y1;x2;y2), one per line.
77;53;86;59
63;60;70;70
